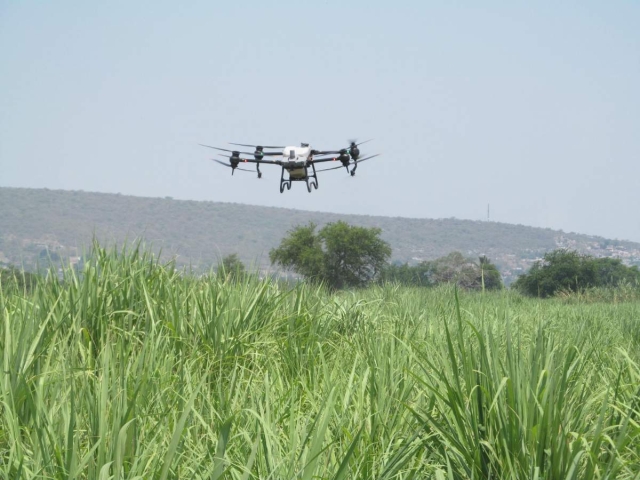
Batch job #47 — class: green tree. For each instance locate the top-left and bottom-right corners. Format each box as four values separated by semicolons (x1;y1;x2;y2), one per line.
428;252;503;290
269;221;391;289
427;252;479;288
268;223;324;280
217;253;246;280
379;261;433;287
380;253;502;290
513;249;640;297
479;255;503;291
592;257;640;286
0;266;41;293
513;250;584;297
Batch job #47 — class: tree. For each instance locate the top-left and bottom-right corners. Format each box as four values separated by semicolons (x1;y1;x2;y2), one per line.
268;223;324;280
269;221;391;289
428;252;480;288
217;253;246;280
0;266;41;293
512;249;640;297
427;252;503;290
513;250;584;297
379;261;433;287
479;255;503;291
379;253;502;291
592;257;640;287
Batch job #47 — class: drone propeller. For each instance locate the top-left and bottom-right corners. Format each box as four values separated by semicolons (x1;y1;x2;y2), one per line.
316;154;379;173
229;143;285;149
251;150;282;157
213;159;252;173
314;139;372;158
200;143;281;158
348;139;372;147
200;144;253;155
230;143;283;157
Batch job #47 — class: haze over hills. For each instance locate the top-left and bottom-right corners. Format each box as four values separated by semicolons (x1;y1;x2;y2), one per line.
2;187;639;284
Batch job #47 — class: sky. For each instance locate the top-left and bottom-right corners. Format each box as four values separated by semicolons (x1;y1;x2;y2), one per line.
1;1;639;241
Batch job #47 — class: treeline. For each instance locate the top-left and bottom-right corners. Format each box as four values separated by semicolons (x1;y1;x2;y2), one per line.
512;249;640;297
379;253;502;290
4;221;639;299
266;221;502;290
0;266;40;293
265;221;639;297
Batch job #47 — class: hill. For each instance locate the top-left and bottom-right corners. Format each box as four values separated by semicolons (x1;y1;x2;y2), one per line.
2;187;639;284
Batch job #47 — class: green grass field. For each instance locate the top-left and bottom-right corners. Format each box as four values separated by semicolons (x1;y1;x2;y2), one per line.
1;246;639;479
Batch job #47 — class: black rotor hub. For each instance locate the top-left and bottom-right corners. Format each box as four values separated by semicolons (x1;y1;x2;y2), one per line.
338;150;350;166
230;151;241;167
253;146;264;160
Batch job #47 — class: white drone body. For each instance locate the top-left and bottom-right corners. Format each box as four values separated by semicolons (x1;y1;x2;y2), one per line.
281;144;314;179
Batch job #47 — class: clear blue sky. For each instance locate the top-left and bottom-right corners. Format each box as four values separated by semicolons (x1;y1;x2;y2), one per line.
1;1;639;241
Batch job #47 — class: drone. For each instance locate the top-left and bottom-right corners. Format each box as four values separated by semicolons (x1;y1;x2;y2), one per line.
199;140;379;193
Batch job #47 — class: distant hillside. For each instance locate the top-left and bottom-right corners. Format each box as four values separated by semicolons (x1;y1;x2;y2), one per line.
2;187;639;284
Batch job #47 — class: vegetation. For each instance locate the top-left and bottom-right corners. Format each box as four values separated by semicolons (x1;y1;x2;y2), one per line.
380;252;503;290
217;253;247;280
513;248;640;297
478;254;503;289
4;187;640;284
1;244;640;478
379;261;433;287
269;221;391;289
0;266;41;293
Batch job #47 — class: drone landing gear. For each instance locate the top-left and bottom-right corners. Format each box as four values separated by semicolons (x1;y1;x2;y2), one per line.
279;167;291;193
306;178;315;192
306;164;319;192
279;180;291;193
279;165;319;193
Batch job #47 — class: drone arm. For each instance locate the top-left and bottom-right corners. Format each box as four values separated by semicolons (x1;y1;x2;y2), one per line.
237;158;281;165
310;157;338;164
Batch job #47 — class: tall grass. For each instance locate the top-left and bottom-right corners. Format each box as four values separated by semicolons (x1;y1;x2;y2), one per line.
1;245;639;478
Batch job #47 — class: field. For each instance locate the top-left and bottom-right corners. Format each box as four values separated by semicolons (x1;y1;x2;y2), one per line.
1;246;640;479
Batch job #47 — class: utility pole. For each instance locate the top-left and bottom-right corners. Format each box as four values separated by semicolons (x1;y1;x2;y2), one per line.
487;203;490;221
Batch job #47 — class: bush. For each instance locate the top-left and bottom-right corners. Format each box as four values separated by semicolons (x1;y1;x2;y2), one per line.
217;254;247;280
380;253;503;291
513;249;640;298
378;261;433;287
0;266;41;294
270;221;391;289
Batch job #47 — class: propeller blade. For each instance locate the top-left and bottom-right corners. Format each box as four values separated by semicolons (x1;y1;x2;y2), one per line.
315;164;346;172
316;139;373;155
354;153;379;163
315;154;380;172
229;143;285;149
199;144;254;155
216;149;281;158
212;159;252;172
